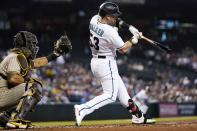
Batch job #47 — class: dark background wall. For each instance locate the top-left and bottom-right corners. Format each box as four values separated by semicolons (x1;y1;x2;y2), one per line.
27;103;197;121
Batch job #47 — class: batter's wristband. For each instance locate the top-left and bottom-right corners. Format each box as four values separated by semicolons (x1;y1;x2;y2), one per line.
46;53;58;62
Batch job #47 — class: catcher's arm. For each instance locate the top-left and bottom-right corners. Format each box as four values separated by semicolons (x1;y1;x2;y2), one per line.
33;34;72;68
32;57;48;68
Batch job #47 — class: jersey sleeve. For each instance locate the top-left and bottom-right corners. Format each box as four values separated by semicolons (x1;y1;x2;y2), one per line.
7;55;21;73
109;28;125;49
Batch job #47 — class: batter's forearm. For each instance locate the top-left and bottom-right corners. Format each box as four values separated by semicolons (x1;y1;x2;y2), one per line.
118;41;132;54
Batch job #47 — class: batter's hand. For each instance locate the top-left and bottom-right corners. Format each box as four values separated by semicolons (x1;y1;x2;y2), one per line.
129;25;143;39
54;34;72;56
131;36;138;44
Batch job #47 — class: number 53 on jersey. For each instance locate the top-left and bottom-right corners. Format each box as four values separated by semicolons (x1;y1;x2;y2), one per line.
89;33;99;50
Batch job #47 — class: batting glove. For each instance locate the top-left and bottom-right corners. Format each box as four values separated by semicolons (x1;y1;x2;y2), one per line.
131;36;138;44
129;25;143;39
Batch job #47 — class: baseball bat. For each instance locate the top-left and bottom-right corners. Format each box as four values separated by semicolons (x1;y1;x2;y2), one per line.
141;36;172;53
118;19;172;53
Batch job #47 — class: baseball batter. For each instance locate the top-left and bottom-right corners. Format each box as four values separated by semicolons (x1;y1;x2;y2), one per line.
74;2;155;126
0;31;72;129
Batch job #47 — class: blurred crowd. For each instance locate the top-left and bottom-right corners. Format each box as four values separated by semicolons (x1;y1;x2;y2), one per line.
143;47;197;72
0;48;197;104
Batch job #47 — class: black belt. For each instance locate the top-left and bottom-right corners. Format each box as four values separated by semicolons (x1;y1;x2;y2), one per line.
98;55;106;59
0;73;7;80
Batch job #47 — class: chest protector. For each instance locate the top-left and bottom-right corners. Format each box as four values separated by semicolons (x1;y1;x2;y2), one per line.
15;51;33;78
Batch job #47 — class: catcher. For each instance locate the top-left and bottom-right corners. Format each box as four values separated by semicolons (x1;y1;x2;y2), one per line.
0;31;72;129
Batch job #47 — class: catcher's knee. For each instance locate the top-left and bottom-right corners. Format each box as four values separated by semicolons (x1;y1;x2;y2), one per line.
23;81;43;101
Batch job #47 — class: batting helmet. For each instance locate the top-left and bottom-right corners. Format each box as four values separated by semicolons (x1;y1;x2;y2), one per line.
99;2;122;17
13;31;39;59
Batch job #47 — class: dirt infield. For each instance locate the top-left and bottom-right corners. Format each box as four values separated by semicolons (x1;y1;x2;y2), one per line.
26;120;197;131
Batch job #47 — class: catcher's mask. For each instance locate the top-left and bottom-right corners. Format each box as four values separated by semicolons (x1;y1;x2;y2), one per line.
13;31;39;59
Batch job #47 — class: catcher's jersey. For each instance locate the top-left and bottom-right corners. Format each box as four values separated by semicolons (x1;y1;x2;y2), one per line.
89;15;124;57
0;53;21;80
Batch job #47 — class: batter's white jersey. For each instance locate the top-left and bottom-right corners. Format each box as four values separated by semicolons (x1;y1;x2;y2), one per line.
89;15;124;57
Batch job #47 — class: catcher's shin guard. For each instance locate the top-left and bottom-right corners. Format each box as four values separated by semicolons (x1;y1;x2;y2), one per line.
11;82;43;120
127;99;142;118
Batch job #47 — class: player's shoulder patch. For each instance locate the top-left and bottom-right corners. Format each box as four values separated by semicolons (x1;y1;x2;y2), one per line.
16;54;28;70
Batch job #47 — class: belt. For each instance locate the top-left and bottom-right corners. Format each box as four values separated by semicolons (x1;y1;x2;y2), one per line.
93;55;115;59
98;55;106;59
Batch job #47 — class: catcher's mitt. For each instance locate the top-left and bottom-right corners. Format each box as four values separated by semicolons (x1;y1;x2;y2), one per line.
54;34;72;56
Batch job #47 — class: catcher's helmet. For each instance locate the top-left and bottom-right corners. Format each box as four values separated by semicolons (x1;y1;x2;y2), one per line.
13;31;39;59
99;2;122;17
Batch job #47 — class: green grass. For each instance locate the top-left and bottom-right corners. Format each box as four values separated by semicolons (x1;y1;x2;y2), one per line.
156;116;197;123
33;116;197;127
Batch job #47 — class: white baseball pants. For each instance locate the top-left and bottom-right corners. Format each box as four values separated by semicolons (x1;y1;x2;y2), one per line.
78;58;131;117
